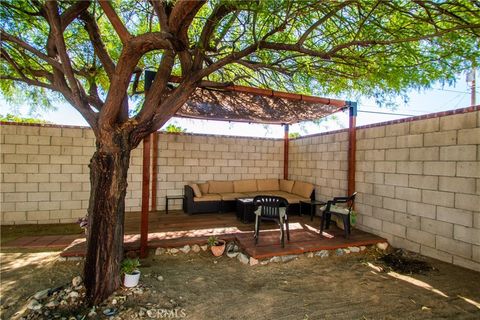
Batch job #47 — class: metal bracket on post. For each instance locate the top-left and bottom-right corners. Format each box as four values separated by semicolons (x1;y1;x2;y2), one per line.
346;101;358;117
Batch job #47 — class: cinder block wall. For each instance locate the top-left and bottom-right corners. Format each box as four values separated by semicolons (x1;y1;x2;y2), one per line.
291;108;480;271
0;124;283;224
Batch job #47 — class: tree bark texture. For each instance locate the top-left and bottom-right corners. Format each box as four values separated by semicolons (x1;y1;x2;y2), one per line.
83;134;131;305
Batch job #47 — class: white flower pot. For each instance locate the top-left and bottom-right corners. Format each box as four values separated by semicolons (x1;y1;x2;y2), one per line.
123;270;141;287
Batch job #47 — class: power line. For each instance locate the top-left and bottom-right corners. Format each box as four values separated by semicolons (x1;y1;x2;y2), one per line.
357;110;417;117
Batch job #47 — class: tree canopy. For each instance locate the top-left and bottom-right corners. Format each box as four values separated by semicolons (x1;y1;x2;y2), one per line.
1;0;479;141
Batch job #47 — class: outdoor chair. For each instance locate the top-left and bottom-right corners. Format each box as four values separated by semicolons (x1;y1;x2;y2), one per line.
320;192;357;239
253;195;290;248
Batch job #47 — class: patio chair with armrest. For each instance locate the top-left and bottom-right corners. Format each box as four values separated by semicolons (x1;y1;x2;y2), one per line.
253;195;290;248
320;192;357;239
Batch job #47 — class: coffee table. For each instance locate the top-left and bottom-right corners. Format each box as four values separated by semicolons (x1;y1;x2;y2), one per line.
236;198;256;224
300;200;326;221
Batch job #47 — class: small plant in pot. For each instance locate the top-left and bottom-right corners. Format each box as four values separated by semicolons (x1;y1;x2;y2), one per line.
207;236;226;257
121;258;141;287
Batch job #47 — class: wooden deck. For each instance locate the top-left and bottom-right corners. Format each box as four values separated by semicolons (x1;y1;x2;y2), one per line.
60;210;386;259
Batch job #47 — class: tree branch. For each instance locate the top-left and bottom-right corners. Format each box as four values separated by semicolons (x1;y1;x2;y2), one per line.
98;0;131;44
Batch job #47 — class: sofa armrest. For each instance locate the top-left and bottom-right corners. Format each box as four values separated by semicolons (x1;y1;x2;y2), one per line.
183;185;195;213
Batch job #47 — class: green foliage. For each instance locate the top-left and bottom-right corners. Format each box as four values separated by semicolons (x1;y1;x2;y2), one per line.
120;258;140;275
165;124;186;133
207;236;220;247
288;132;300;139
0;113;49;124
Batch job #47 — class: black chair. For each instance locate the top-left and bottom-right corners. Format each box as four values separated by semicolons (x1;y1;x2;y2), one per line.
320;192;357;239
253;195;290;248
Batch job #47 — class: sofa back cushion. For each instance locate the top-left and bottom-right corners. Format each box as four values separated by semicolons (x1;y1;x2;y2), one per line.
291;181;315;198
233;179;258;193
198;183;209;194
190;184;202;197
208;180;234;193
257;179;279;191
279;180;294;193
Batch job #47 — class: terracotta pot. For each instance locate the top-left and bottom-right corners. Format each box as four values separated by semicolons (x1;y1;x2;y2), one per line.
210;240;226;257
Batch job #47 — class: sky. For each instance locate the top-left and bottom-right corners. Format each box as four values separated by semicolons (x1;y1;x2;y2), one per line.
1;72;477;139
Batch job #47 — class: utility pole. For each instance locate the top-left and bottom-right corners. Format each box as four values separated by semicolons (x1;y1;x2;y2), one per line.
467;61;476;106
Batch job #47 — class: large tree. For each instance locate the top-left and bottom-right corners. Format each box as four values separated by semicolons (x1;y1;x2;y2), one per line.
1;0;479;304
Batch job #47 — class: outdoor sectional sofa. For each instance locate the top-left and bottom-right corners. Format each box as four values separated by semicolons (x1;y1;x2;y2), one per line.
183;179;315;214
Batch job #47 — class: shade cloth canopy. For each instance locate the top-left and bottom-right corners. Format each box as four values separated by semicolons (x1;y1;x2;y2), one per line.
145;71;348;125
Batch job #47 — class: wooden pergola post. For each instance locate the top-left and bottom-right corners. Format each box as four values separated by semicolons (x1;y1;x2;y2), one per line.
283;124;289;180
151;132;158;211
347;101;357;197
140;135;150;258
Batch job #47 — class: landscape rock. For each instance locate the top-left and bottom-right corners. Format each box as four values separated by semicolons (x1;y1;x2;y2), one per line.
315;250;329;258
377;242;389;251
72;276;82;287
237;253;249;265
281;255;298;262
179;245;191;254
155;247;166;255
67;291;79;299
169;248;179;254
360;246;367;251
200;245;208;251
227;251;239;258
349;247;360;253
306;252;314;258
157;275;164;281
343;248;351;254
33;288;50;300
335;249;344;256
260;260;269;266
249;257;259;266
192;244;201;253
27;299;42;310
45;301;59;308
269;256;282;263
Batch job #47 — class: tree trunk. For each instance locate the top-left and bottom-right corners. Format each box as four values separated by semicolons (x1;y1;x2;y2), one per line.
83;134;131;305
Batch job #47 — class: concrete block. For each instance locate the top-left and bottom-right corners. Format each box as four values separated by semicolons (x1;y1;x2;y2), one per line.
27;192;49;201
436;235;471;259
454;225;480;245
437;206;473;227
3;211;27;222
386;122;409;136
4;192;27;202
395;187;421;202
51;136;73;146
384;173;408;187
0;144;15;154
392;237;420;253
458;128;480;145
423;161;456;177
361;216;382;231
394;212;421;229
475;213;480;229
365;150;385;161
374;137;396;149
27;154;50;164
28;135;50;145
421;218;453;237
374;184;394;198
456;162;480;178
407;228;435;247
15;145;38;154
455;193;480;212
382;221;406;237
357;139;374;150
410;147;439;161
440;145;477;161
396;134;423;148
50;155;72;164
422;190;454;207
397;161;423;175
365;126;385;139
39;127;62;136
50;192;71;201
39;146;61;155
383;197;407;213
39;202;60;211
49;210;72;219
453;256;480;272
4;173;27;183
385;149;409;161
374;161;396;173
474;245;480;262
60;200;82;210
440;112;477;131
409;118;439;134
26;210;51;221
61;146;83;156
439;177;476;194
4;154;28;164
420;245;453;263
407;201;436;219
372;207;394;222
409;175;438;190
0;125;16;134
15;164;39;173
424;130;456;147
16;201;38;211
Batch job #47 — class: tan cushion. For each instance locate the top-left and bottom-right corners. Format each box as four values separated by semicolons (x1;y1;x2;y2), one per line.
208;181;234;193
193;194;221;202
279;180;294;193
190;184;202;197
233;180;258;193
291;181;314;198
257;179;279;191
279;194;308;204
220;193;245;201
198;183;209;194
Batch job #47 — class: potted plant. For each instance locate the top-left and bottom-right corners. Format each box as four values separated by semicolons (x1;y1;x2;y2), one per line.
207;236;226;257
121;258;141;287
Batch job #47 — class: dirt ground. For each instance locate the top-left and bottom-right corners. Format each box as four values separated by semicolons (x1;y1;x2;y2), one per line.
1;248;480;319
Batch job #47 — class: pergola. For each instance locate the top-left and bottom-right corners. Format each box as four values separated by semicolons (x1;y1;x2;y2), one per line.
139;71;358;257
